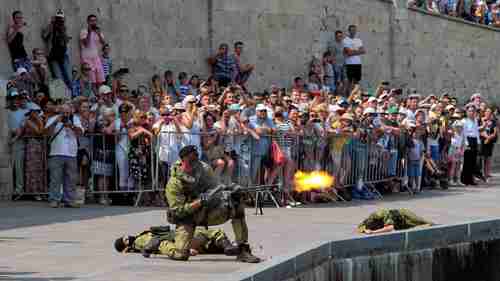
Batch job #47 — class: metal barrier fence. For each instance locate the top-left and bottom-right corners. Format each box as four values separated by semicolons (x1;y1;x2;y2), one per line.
13;130;408;206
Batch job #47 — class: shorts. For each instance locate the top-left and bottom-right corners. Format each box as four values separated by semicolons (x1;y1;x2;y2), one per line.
81;56;105;84
345;64;362;83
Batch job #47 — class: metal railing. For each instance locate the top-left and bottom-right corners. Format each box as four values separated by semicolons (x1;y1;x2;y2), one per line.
12;130;408;206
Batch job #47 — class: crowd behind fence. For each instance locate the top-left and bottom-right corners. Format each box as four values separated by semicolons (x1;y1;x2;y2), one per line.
16;131;409;206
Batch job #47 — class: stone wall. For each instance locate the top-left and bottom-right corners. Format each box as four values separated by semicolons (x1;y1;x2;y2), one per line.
0;0;499;196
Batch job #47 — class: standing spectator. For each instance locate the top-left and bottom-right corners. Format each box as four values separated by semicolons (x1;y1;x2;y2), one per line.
75;100;95;196
153;106;183;189
407;122;425;192
45;103;84;208
328;30;346;95
42;9;72;89
448;120;465;186
6;10;30;71
480;107;497;181
232;41;255;86
322;51;336;94
80;14;106;88
461;103;480;185
343;25;366;88
94;108;116;204
249;104;276;184
115;103;133;190
7;91;29;198
208;43;236;87
101;43;112;83
128;110;153;187
23;109;46;199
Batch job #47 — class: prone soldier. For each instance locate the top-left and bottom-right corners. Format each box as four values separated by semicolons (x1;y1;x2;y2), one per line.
114;226;240;257
164;145;261;263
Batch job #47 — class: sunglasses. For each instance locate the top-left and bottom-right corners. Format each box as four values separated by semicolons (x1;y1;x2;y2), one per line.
120;89;129;93
83;68;91;71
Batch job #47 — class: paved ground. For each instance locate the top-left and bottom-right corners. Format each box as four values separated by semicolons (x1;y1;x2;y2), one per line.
1;175;500;281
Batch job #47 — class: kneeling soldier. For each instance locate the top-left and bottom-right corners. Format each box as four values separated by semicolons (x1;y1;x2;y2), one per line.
165;145;261;263
114;226;240;257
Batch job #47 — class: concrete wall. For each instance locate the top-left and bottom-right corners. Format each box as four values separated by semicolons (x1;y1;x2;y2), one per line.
228;219;500;281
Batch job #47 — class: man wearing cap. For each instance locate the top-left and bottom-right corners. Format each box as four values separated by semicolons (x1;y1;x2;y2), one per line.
249;104;276;183
14;67;35;98
42;9;72;89
164;145;261;263
7;90;29;198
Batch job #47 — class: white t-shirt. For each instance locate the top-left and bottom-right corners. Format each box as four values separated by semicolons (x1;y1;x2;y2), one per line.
45;115;84;157
343;37;363;65
154;122;180;164
115;118;129;153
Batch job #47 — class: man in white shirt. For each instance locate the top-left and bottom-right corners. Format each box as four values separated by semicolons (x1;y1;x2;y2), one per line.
45;103;84;207
343;25;366;86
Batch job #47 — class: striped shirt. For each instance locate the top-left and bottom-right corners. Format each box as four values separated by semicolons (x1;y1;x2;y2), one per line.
101;56;112;77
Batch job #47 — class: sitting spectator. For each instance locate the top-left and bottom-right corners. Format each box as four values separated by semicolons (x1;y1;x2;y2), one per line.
101;43;112;83
30;48;50;94
45;103;84;208
72;62;95;98
208;43;236;87
6;10;30;71
42;9;72;89
232;41;254;86
163;70;179;102
80;14;106;88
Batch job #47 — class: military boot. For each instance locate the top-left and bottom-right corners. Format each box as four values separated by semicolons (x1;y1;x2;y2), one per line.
142;237;161;258
217;238;240;256
236;243;261;263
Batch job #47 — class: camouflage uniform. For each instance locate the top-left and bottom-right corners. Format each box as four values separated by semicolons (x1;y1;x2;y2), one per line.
129;228;230;255
357;208;433;233
165;160;248;260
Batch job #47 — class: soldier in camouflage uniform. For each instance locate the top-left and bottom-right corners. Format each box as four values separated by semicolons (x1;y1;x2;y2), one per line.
357;208;433;234
114;226;240;257
164;145;260;263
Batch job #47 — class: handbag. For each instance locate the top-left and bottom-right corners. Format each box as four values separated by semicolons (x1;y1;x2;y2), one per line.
271;140;286;166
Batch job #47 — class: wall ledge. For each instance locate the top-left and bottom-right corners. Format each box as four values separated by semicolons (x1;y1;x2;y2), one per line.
408;7;500;32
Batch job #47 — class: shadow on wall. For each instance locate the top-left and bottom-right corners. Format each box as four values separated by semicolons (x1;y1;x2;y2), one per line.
0;202;159;231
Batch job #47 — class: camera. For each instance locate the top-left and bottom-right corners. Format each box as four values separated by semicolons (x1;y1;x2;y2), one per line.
62;115;73;124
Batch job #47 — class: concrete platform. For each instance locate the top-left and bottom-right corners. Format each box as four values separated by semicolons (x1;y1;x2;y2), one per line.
1;176;500;281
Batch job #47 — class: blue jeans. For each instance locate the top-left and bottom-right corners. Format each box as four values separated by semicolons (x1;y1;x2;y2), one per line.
49;52;72;89
48;156;77;203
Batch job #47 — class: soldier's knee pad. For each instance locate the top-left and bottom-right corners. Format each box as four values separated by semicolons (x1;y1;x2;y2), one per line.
170;250;190;261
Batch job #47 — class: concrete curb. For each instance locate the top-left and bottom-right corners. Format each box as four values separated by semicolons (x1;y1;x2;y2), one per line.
225;218;500;281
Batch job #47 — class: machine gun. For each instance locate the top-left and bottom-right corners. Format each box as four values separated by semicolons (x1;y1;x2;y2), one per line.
206;184;281;216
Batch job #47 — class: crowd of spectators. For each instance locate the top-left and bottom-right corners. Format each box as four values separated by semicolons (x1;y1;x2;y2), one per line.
409;0;500;27
5;10;498;208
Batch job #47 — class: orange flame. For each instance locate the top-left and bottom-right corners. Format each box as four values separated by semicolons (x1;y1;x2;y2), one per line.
294;170;335;192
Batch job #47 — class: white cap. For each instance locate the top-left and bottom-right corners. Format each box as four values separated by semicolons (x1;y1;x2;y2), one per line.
174;103;186;111
471;93;482;100
368;97;377;103
256;104;267;111
98;85;112;95
363;107;376;115
330;105;343;112
16;67;27;76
